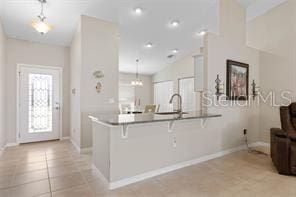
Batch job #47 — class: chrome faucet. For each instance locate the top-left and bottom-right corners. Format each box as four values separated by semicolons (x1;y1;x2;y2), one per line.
169;94;183;114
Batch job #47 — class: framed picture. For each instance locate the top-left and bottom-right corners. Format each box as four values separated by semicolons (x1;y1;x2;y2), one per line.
226;60;249;100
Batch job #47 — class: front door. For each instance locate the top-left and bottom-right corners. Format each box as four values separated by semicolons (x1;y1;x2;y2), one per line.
18;65;61;143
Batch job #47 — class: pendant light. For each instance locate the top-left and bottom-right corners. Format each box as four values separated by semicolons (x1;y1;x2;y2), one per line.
131;59;143;86
31;0;52;35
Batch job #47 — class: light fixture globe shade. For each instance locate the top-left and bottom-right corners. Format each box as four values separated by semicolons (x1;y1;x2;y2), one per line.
198;29;207;36
32;21;52;34
134;7;143;15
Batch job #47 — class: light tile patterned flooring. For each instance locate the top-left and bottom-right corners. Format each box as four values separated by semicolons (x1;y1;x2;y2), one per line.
0;141;294;197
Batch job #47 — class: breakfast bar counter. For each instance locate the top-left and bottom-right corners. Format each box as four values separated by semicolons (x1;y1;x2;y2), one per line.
89;111;221;126
89;111;222;190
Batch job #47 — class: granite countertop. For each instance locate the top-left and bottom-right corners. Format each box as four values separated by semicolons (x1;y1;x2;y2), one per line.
89;111;222;126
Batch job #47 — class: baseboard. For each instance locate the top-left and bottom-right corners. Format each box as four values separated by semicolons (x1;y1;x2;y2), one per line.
0;145;5;157
91;164;109;187
257;141;270;147
69;138;92;153
60;136;70;140
0;142;20;156
5;142;19;147
80;147;93;153
70;138;81;153
93;141;266;190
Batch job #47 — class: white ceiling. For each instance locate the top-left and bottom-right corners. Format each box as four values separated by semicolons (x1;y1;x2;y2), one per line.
238;0;288;21
0;0;287;75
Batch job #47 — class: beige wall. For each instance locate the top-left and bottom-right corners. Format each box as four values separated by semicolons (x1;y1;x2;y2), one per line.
0;19;6;149
119;73;153;108
6;38;70;143
153;50;202;111
204;0;260;145
152;0;261;145
70;15;119;148
92;0;262;183
81;15;119;148
70;19;82;147
153;51;198;90
247;0;296;142
152;0;260;147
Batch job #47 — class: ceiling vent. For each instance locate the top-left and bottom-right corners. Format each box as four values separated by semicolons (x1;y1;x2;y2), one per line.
167;54;175;59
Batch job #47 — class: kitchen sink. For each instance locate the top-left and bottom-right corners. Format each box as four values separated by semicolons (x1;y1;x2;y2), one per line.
155;112;189;115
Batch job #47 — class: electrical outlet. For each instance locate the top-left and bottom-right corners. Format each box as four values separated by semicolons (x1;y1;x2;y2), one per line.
243;129;247;135
173;136;177;147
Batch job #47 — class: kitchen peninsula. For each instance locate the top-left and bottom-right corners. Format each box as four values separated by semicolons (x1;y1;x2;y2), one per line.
89;111;221;189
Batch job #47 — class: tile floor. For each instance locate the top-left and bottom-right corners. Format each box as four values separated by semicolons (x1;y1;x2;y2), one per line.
0;141;294;197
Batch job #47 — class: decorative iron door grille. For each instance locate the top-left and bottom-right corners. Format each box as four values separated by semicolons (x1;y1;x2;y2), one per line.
28;74;53;133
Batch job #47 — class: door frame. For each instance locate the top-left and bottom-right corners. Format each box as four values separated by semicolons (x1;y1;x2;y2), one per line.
16;64;63;144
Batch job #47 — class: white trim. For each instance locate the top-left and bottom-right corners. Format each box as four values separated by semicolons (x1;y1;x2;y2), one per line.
69;138;92;153
91;164;109;187
80;147;93;153
58;67;63;140
257;142;270;147
16;64;63;143
60;136;70;140
0;145;5;157
247;141;270;148
5;143;20;147
70;138;81;152
93;142;264;190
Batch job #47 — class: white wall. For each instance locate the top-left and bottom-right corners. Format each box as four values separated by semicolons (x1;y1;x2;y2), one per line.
153;50;202;111
70;19;82;147
153;51;197;93
119;72;153;108
6;38;70;143
204;0;260;146
91;0;264;181
0;19;6;149
70;15;119;148
247;0;296;142
152;0;260;147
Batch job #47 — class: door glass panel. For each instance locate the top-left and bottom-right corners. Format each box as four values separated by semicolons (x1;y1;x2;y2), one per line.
154;81;173;112
179;78;196;112
28;74;53;133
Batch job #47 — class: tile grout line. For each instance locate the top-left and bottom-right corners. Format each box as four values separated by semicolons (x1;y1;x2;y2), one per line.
69;146;97;196
3;148;50;190
8;150;19;191
44;151;53;197
1;142;101;196
43;144;91;195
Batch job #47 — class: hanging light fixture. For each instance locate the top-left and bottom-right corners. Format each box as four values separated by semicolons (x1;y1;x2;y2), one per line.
31;0;52;35
131;59;143;86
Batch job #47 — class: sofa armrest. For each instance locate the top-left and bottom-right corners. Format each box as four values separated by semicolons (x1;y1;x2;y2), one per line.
270;128;290;174
271;128;286;138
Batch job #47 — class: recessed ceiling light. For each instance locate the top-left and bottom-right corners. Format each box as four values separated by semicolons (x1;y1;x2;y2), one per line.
145;42;153;48
134;7;143;15
170;20;180;28
172;49;179;54
198;29;207;36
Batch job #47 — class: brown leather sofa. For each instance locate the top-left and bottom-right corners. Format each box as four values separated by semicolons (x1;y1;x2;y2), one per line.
271;103;296;175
